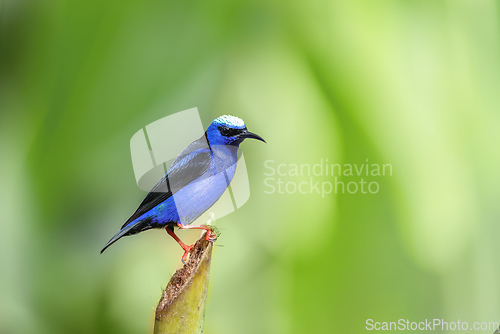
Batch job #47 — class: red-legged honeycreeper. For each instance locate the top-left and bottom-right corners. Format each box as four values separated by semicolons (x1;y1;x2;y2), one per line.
100;115;265;262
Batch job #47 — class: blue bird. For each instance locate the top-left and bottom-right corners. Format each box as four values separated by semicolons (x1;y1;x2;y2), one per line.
101;115;265;262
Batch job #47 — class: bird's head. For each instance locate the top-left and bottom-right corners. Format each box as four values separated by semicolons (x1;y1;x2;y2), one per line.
206;115;266;146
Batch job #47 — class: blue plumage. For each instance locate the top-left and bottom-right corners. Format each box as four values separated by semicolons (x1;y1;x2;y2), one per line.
101;115;265;261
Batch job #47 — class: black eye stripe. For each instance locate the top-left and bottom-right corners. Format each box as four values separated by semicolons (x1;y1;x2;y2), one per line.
219;126;243;137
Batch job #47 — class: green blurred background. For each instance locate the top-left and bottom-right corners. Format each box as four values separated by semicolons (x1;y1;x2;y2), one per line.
1;0;500;333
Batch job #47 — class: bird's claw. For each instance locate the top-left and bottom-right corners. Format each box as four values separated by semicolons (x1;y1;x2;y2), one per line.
206;232;217;242
205;226;220;242
181;244;194;265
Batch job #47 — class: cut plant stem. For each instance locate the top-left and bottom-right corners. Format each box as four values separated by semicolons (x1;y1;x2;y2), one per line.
154;231;213;334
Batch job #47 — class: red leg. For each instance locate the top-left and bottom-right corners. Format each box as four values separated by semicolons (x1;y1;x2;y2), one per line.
176;223;219;242
166;227;193;264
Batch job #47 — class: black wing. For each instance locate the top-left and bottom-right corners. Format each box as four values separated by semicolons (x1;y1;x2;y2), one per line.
120;136;211;229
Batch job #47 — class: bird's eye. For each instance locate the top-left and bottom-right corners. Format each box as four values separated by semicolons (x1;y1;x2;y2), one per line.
219;126;230;136
219;126;240;137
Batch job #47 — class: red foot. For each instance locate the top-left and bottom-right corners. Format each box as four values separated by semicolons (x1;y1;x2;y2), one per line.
166;227;195;264
176;223;219;242
181;244;194;264
166;224;219;264
206;229;217;242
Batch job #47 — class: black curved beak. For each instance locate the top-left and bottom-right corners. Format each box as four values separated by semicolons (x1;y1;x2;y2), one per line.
240;130;266;143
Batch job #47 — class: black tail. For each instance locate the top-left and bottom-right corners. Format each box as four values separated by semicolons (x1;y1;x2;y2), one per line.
100;225;136;254
101;217;160;254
